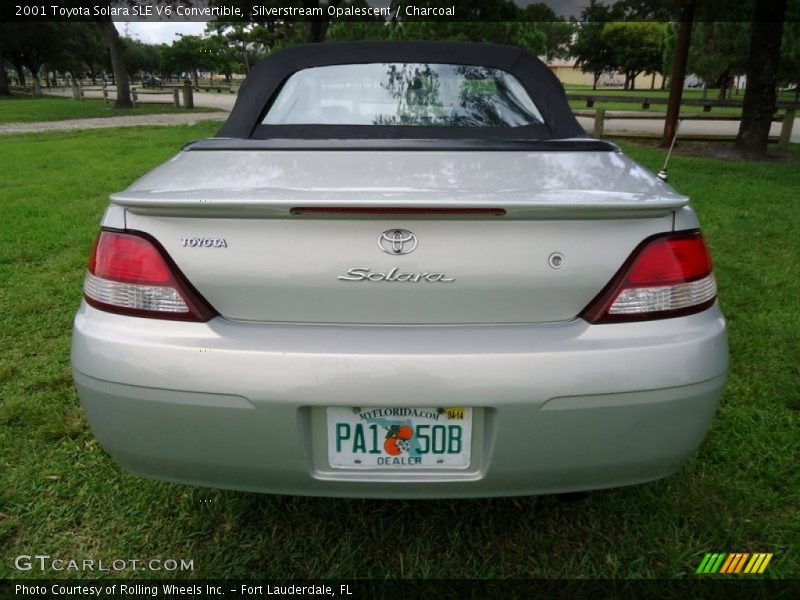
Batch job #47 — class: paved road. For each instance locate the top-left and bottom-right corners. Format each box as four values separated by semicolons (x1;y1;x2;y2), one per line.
49;87;237;111
26;89;800;143
0;112;227;135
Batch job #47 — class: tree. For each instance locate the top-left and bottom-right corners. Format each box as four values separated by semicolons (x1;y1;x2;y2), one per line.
616;0;676;20
0;23;16;95
571;23;615;89
54;23;108;86
662;0;694;147
214;0;346;44
1;23;69;95
387;0;549;55
520;3;574;61
602;22;667;90
96;17;133;108
207;21;256;73
688;22;749;99
570;1;622;90
120;39;149;81
326;0;390;42
96;0;182;108
161;35;218;88
735;0;789;156
778;3;800;100
199;35;238;83
0;50;9;96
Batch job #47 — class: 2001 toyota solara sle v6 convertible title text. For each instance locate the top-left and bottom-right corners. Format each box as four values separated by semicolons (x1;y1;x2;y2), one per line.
71;41;728;498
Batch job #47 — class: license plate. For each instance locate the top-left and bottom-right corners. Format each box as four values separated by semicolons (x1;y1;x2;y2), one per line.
326;407;472;469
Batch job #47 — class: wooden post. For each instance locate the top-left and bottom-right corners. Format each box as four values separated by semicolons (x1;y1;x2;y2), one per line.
172;87;180;108
593;108;606;139
182;79;194;109
77;82;83;100
778;108;796;153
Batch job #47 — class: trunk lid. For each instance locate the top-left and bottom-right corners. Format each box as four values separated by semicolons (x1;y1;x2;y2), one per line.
117;148;685;325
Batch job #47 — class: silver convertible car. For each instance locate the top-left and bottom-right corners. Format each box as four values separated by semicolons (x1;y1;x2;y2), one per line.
71;42;728;498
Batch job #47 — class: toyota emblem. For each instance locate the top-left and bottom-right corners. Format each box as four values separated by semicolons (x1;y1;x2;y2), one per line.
378;229;418;255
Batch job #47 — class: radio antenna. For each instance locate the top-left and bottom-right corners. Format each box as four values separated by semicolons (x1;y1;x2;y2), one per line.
657;118;683;183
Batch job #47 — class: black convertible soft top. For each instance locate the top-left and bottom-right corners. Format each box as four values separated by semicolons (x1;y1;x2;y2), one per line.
216;41;587;141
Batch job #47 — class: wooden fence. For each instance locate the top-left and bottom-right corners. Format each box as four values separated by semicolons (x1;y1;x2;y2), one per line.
567;94;798;151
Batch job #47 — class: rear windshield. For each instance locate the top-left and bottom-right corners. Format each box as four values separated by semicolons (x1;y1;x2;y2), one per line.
262;63;544;127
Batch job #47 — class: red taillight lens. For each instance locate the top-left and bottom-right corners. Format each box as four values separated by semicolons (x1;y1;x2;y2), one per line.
89;231;172;284
581;231;717;324
83;230;216;321
625;236;712;284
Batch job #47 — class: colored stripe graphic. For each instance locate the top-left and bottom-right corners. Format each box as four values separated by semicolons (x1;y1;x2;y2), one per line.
757;554;773;573
696;553;726;574
697;552;773;574
735;553;750;573
719;554;735;574
724;553;749;574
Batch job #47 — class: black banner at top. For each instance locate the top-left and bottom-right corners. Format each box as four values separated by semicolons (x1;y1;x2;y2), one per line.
1;0;797;23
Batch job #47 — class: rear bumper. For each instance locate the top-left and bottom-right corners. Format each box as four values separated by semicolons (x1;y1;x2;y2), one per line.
71;303;727;498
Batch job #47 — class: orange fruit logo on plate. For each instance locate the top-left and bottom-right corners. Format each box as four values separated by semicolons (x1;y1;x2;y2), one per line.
384;424;413;455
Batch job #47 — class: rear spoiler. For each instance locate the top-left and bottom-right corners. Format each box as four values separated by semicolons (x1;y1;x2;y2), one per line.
110;188;687;220
183;137;620;153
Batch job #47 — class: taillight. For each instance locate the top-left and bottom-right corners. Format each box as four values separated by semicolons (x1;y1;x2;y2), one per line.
581;231;717;324
83;229;216;321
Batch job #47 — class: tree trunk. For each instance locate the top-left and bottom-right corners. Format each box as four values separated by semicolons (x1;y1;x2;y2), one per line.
662;0;695;148
30;70;42;96
191;68;198;89
0;53;10;96
304;0;341;42
660;75;666;90
13;62;26;87
305;19;328;43
97;18;133;108
718;70;730;100
650;72;656;90
735;0;788;157
630;71;636;91
795;83;800;101
593;72;599;90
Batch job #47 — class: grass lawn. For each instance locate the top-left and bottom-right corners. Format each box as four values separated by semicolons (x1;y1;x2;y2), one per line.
0;125;798;579
0;94;213;124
